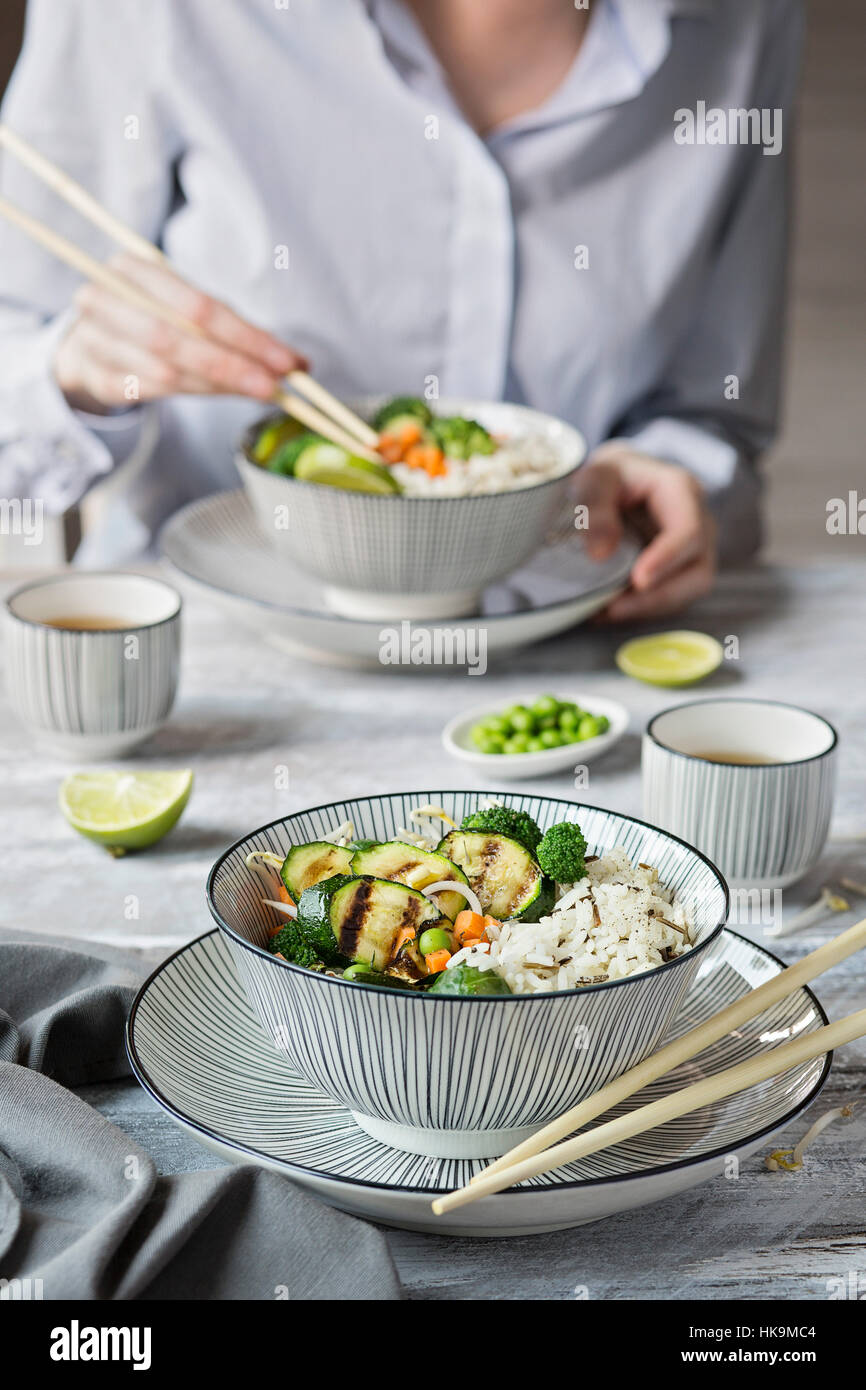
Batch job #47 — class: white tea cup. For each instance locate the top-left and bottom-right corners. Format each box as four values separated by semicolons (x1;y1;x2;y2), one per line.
642;698;837;889
4;571;181;760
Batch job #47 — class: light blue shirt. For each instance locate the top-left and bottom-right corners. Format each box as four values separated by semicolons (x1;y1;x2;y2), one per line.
0;0;802;562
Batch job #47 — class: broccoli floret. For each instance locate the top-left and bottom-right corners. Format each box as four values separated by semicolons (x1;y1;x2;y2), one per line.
266;432;323;475
372;396;433;431
536;821;588;884
267;921;324;970
430;416;496;459
460;807;542;855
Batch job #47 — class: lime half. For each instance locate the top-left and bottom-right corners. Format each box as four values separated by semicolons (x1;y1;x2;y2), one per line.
615;631;723;687
59;769;193;855
294;443;401;495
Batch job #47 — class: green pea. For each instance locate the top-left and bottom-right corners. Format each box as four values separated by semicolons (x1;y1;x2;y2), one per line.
419;927;453;956
504;734;530;754
470;723;491;748
577;714;607;740
531;694;560;718
343;962;372;979
526;737;545;752
508;706;535;733
539;729;563;748
558;706;580;730
479;735;505;755
485;715;510;737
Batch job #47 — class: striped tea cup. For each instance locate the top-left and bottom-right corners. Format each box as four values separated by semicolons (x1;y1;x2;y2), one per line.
643;698;837;889
4;571;181;760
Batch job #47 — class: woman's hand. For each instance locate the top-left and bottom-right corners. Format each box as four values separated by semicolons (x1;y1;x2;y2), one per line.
54;253;306;413
578;442;717;621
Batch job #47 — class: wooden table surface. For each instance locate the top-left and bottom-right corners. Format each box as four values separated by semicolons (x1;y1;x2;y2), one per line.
3;560;864;1299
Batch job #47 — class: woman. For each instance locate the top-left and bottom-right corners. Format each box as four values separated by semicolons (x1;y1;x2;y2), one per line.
0;0;802;618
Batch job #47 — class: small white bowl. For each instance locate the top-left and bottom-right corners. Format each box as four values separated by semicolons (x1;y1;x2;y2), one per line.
441;692;630;780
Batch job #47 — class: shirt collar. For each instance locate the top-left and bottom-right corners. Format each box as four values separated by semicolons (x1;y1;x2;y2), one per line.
366;0;715;135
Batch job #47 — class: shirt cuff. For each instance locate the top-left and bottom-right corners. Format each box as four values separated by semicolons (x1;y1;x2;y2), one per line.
0;313;141;516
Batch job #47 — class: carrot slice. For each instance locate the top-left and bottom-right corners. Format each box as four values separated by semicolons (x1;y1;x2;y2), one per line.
396;421;423;448
454;910;487;946
425;948;452;974
394;926;417;954
378;421;424;463
277;884;295;905
404;443;445;475
377;433;405;463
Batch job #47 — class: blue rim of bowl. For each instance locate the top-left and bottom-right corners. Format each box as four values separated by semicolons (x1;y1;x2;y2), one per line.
158;493;635;629
646;697;839;771
124;926;831;1199
4;570;183;633
205;790;730;1002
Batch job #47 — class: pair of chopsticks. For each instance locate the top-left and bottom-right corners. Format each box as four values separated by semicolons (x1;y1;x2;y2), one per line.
433;915;866;1215
0;124;381;462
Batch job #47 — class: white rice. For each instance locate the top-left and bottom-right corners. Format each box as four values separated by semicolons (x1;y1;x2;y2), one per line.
391;432;569;498
446;845;693;994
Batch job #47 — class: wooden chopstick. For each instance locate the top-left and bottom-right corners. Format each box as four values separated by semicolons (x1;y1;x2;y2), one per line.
0;123;166;266
0;194;201;333
433;1005;866;1215
0;124;379;455
471;915;866;1189
273;388;382;462
289;372;381;450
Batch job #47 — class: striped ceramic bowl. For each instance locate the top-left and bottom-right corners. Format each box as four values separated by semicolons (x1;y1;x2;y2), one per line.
4;572;181;760
236;399;585;621
207;791;729;1159
643;699;838;890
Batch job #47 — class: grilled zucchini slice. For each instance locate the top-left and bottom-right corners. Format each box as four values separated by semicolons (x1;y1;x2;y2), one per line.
436;830;546;921
297;874;447;972
349;841;470;920
280;841;354;901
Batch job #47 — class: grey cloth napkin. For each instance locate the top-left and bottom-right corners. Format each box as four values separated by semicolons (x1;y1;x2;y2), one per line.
0;931;403;1300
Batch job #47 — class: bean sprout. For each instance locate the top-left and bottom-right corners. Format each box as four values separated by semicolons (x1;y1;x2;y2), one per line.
765;1103;856;1170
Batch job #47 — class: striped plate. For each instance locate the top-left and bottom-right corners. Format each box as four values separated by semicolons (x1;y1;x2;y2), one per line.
126;929;830;1237
159;491;637;666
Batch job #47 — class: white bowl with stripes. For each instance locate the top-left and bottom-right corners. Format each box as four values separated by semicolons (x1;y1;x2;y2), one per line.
236;399;585;621
643;699;838;890
4;572;181;760
207;791;729;1159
